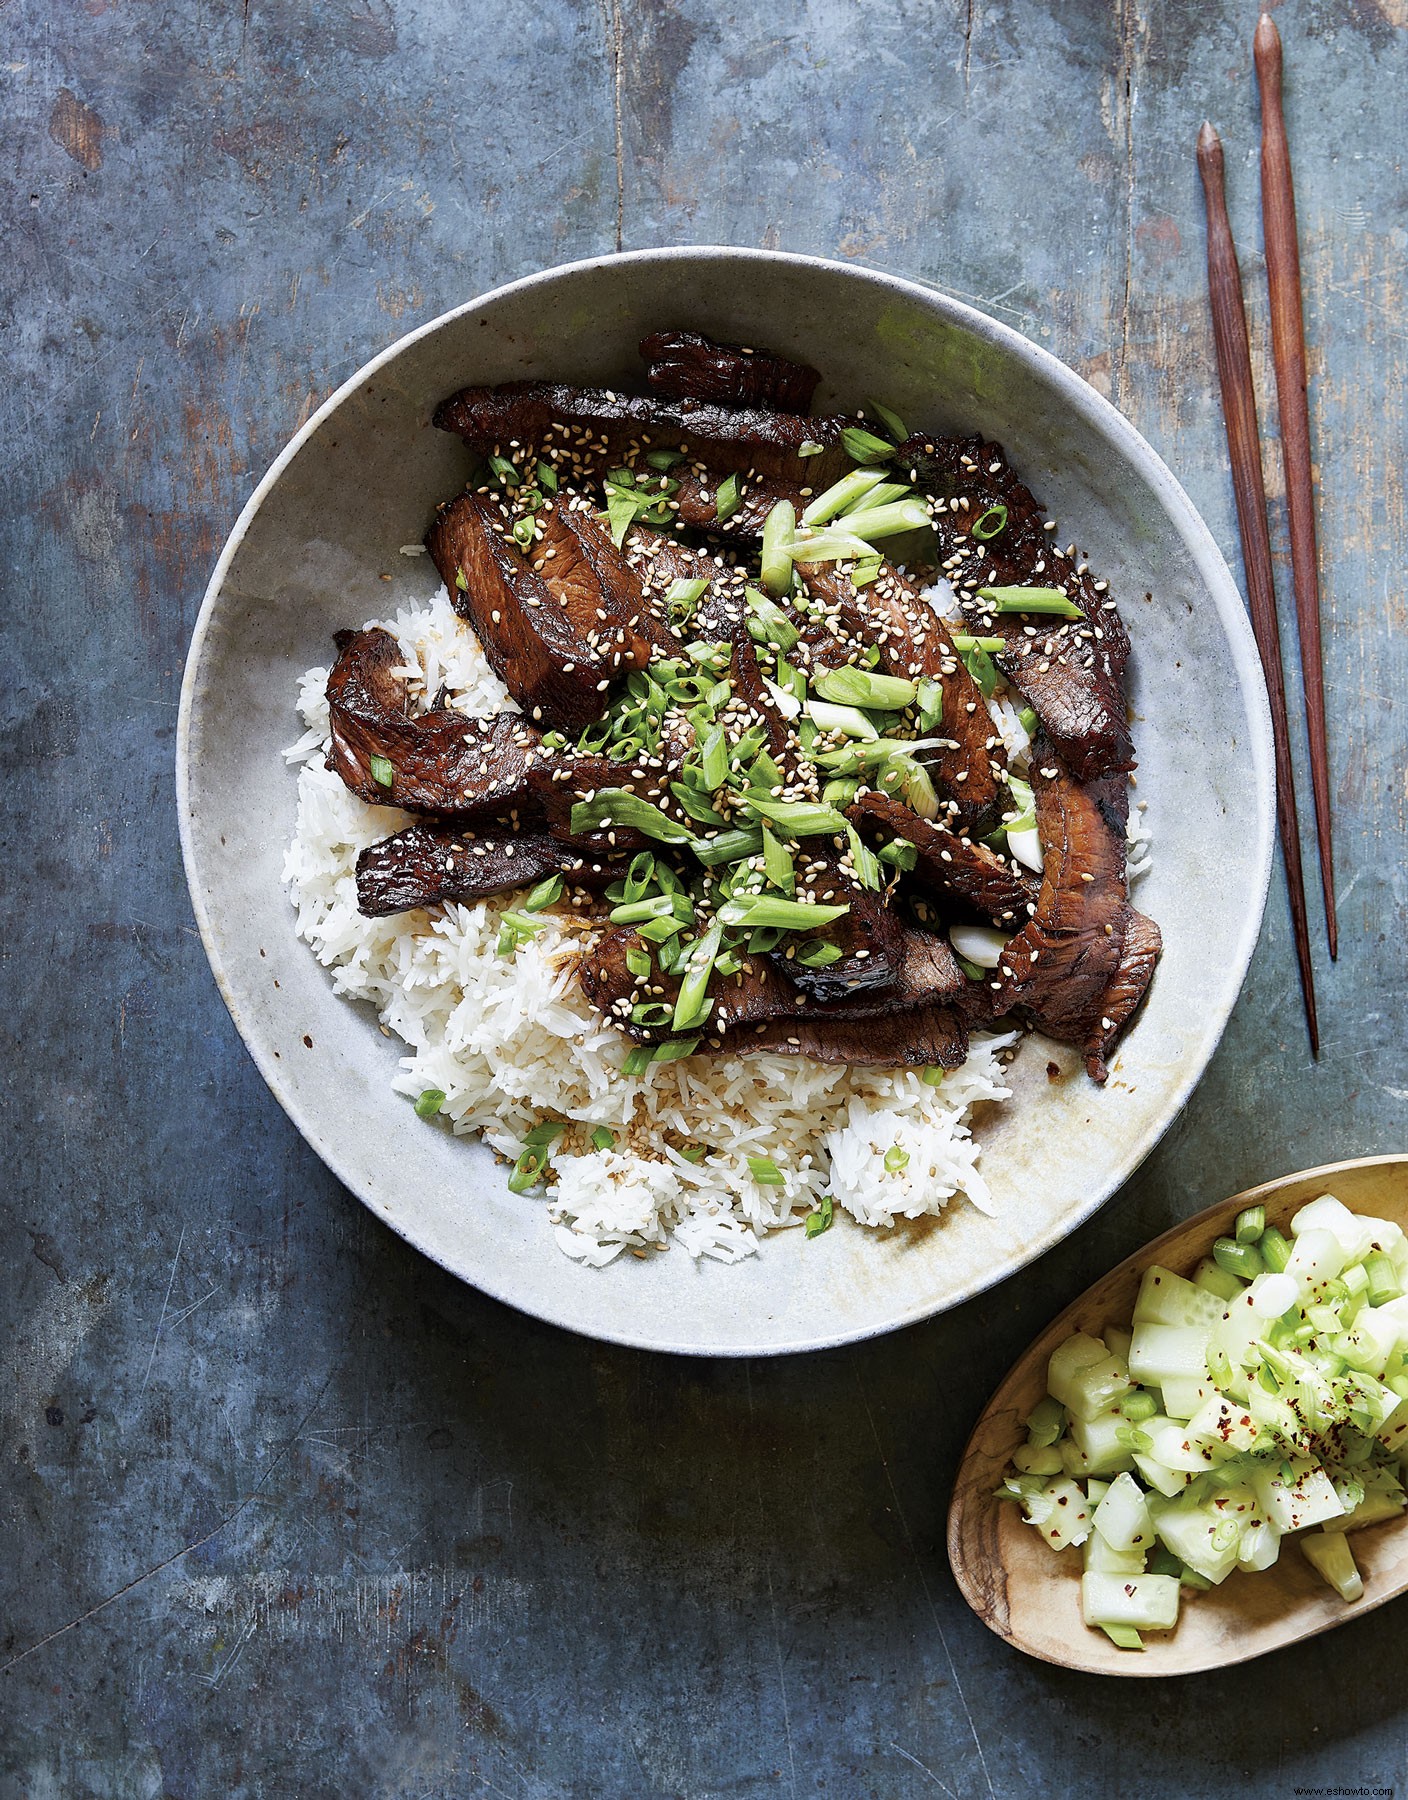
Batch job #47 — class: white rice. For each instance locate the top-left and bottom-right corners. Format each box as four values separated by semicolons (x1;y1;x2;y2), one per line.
282;584;1022;1266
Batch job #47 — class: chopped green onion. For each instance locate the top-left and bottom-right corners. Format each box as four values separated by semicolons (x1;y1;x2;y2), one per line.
1017;706;1039;735
865;398;908;442
664;576;709;626
978;585;1084;619
762;824;795;896
624;943;652;980
604;489;640;547
622;852;656;902
955;955;985;981
841;425;896;464
495;910;543;955
524;873;564;912
743;796;850;836
970;503;1008;541
794;940;844;968
609;892;693;926
512;516;536;548
622;1045;656;1075
747;1155;784;1186
645;448;682;471
714;472;741;522
454;567;468;592
805;698;879;741
569;790;695;846
805;1195;835;1237
797;439;825;457
846;822;884;892
831;497;931;541
1101;1625;1144;1652
672;922;724;1032
719;895;850;931
670;782;727;826
920;1065;946;1087
369;754;395;789
631;1001;674;1027
677;1142;707;1163
1235;1205;1266;1244
521;1119;568;1150
959;643;1000;698
879;839;918;872
414;1088;445;1119
760;501;796;597
745;586;799;652
651;1035;700;1063
698;722;729;791
1366;1252;1403;1306
822;776;860;810
800;468;892;527
812;665;917;710
884;1146;910;1173
536;459;559;492
507;1148;548;1192
1120;1391;1157;1422
1213;1237;1265;1281
607;465;636;488
915;678;943;732
487;453;520;488
950;634;1006;653
590;1125;616;1151
692;827;765;868
850;558;882;588
787;527;876;565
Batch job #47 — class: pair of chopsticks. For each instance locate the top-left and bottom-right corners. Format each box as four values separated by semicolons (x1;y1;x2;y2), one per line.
1197;14;1333;1059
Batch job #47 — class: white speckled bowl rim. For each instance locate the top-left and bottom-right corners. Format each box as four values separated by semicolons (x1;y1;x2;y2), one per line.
177;247;1274;1357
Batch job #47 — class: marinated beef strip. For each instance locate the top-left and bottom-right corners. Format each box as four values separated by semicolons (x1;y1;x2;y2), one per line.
985;744;1135;1078
326;627;544;818
528;750;671;854
796;560;1004;835
434;380;855;492
847;792;1038;929
355;822;617;918
1082;908;1162;1082
528;496;676;667
895;432;1134;780
426;490;614;732
639;329;821;414
622;526;750;640
578;914;969;1065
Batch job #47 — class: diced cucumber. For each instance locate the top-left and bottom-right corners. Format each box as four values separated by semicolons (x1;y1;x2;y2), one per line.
1013;1443;1064;1476
1080;1571;1180;1631
1029;1476;1094;1551
1103;1324;1133;1364
1149;1495;1243;1585
1147;1419;1219;1473
1250;1458;1347;1533
1085;1478;1110;1508
1134;1266;1225;1330
1067;1408;1137;1476
1184;1392;1264;1455
1092;1471;1155;1553
1193;1257;1244;1301
1160;1376;1218;1421
1293;1196;1377;1264
1047;1333;1132;1421
1128;1323;1210;1387
1300;1531;1364;1602
1331;1306;1401;1378
1322;1465;1407;1534
1084;1531;1146;1575
1132;1452;1198;1499
1237;1517;1282;1572
1246;1270;1301;1318
1284;1226;1348;1288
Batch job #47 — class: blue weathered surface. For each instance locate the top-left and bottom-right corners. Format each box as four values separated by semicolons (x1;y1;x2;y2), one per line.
2;1;1405;1794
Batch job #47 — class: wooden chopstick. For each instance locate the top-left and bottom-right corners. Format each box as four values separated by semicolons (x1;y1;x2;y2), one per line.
1197;121;1320;1057
1255;13;1337;961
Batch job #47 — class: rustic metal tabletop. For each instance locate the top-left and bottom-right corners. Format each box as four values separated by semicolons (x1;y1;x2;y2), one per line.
4;1;1406;1794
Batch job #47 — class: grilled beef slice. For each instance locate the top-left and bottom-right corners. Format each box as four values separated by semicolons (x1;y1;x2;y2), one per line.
356;823;617;917
578;914;969;1066
426;489;617;731
1082;907;1161;1081
798;559;1004;833
622;526;750;641
639;329;821;414
984;745;1133;1076
326;627;544;818
896;433;1134;780
848;792;1039;929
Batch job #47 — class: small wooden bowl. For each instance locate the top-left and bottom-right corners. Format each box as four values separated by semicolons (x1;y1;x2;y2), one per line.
948;1155;1408;1675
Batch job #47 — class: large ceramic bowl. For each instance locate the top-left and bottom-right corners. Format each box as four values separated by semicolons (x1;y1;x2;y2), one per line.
177;247;1273;1356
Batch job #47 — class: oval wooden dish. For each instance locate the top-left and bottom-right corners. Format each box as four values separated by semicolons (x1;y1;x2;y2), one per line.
947;1155;1408;1675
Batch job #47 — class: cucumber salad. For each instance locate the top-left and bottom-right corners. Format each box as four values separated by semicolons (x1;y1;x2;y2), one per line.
1001;1192;1408;1649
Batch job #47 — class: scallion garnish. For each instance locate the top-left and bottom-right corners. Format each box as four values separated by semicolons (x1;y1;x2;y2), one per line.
609;892;693;926
591;1125;617;1151
536;459;559;492
800;467;892;526
812;665;917;710
622;1044;656;1076
507;1149;547;1192
761;824;795;895
569;790;695;846
624;942;652;980
718;895;850;930
1017;705;1039;735
805;1195;835;1237
805;698;879;741
631;1001;674;1027
747;1155;785;1186
978;585;1084;619
645;448;683;471
1235;1205;1266;1244
714;472;741;522
524;873;564;912
743;796;850;836
487;453;520;488
970;503;1008;541
651;1035;700;1063
672;921;724;1031
879;839;918;872
664;576;709;626
414;1088;446;1118
865;398;907;442
831;496;930;541
841;425;896;464
369;754;395;789
760;500;797;597
794;940;844;969
850;558;882;588
920;1065;945;1086
884;1146;910;1173
692;826;765;867
950;634;1005;653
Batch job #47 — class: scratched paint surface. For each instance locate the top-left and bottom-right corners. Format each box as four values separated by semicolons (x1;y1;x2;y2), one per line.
2;0;1406;1793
